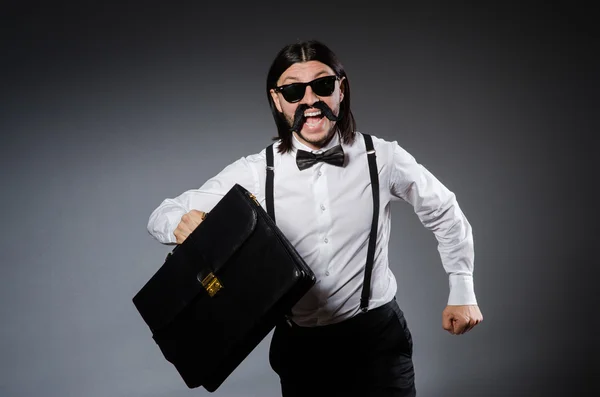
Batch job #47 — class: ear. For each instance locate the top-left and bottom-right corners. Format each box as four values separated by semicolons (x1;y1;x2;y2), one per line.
270;89;283;113
338;76;346;102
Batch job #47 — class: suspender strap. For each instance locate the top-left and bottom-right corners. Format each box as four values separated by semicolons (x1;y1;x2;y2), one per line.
360;133;380;312
266;144;275;222
266;143;294;323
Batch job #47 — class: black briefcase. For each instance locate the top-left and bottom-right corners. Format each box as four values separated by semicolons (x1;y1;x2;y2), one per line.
133;183;316;392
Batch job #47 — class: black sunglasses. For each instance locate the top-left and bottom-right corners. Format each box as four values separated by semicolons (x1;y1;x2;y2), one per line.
274;75;340;103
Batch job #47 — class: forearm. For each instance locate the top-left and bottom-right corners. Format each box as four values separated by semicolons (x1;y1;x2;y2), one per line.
437;214;476;305
147;187;237;243
415;188;476;305
146;156;260;245
409;182;476;304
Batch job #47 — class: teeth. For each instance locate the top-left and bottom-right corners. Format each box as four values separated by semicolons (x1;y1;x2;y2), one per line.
304;110;321;117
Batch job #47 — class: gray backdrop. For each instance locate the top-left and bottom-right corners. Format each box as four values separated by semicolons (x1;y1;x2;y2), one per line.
1;2;596;397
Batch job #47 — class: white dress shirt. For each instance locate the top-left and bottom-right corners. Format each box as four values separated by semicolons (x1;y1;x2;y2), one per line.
147;131;477;327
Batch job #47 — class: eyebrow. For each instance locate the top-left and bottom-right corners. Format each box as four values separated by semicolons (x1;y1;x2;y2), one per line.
280;70;331;85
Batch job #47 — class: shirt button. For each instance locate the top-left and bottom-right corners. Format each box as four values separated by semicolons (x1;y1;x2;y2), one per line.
317;171;322;176
320;204;326;211
325;271;330;276
324;238;329;243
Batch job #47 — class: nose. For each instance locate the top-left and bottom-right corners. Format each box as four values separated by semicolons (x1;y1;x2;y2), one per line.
299;85;319;105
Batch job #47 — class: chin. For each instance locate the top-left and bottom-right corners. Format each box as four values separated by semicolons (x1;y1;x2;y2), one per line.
299;127;334;148
301;128;327;140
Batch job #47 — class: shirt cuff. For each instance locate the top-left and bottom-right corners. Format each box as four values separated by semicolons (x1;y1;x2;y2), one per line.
448;274;478;305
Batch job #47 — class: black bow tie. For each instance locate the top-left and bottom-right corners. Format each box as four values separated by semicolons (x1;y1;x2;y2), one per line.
296;145;345;171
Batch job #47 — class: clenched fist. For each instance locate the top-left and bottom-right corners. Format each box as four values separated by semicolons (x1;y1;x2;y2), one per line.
442;305;483;335
174;210;207;244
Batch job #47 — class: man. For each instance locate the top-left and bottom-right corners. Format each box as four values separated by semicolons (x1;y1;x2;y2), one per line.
147;40;483;396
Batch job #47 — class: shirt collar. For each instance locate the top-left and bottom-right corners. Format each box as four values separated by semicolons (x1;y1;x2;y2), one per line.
291;132;341;154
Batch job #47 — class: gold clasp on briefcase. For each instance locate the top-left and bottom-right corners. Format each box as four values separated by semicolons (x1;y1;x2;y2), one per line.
248;193;260;206
200;272;223;297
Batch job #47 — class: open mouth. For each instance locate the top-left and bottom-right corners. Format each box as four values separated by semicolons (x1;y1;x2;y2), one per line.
304;110;324;127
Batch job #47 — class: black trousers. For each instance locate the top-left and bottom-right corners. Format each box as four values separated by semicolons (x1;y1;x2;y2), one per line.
269;298;416;397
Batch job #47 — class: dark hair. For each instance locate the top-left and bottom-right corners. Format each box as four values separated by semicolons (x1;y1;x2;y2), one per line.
266;40;356;153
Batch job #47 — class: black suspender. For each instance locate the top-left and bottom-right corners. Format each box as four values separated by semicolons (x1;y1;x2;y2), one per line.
360;133;379;312
266;143;292;322
266;143;275;223
265;133;380;314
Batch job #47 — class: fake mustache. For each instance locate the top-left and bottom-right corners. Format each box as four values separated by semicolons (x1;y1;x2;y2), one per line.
290;101;343;133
